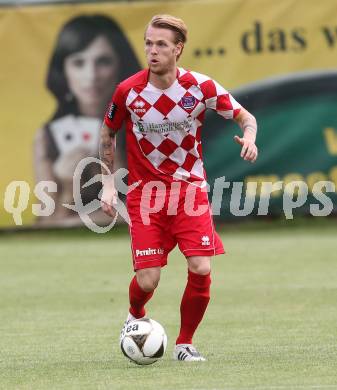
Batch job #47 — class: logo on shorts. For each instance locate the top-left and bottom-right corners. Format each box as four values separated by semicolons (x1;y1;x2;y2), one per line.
135;247;164;257
201;236;210;246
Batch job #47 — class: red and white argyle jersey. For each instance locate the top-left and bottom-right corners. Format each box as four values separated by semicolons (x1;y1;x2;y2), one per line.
104;68;241;188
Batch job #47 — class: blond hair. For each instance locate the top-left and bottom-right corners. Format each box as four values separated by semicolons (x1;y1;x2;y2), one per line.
147;14;188;44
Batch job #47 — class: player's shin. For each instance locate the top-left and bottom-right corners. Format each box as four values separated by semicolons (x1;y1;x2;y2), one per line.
129;275;154;318
176;270;211;344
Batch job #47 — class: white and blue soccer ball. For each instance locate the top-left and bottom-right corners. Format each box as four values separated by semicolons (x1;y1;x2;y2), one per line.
120;318;167;365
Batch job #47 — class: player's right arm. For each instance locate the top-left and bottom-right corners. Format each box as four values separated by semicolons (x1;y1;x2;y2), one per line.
99;123;117;217
100;85;127;217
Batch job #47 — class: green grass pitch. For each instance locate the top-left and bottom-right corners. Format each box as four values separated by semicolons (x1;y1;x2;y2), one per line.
1;219;337;389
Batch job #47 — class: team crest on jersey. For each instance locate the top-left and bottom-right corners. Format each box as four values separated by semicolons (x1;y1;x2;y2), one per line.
181;96;196;110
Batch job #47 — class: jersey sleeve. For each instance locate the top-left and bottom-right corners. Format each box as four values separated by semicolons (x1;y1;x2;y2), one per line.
200;78;242;119
104;84;127;131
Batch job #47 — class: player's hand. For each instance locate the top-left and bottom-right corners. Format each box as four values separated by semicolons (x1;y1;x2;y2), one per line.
234;135;258;163
101;183;118;217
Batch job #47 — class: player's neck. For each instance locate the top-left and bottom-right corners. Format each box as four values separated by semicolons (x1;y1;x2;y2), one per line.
149;67;178;90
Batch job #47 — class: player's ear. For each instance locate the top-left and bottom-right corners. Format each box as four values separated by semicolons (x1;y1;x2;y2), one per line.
175;42;184;59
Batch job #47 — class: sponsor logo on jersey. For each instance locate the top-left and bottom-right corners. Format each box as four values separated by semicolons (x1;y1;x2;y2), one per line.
201;235;210;246
135;247;164;257
137;121;145;133
107;103;117;120
135;118;193;134
181;96;196;110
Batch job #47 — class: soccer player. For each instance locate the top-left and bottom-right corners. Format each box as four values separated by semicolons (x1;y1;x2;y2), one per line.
100;15;258;361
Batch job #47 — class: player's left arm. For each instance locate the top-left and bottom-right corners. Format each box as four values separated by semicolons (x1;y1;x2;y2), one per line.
233;107;258;163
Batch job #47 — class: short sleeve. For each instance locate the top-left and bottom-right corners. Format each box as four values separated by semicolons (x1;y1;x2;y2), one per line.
104;84;127;131
200;78;241;119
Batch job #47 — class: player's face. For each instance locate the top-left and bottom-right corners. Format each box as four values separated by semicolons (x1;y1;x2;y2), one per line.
64;36;119;110
145;26;182;75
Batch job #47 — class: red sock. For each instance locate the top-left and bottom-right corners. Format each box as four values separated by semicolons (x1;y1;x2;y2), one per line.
176;270;211;345
129;276;154;318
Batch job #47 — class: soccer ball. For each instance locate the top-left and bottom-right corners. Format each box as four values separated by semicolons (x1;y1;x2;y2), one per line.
120;318;167;365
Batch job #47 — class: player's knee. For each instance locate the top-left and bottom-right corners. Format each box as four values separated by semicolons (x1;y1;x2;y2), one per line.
138;277;159;292
136;268;160;292
191;264;211;275
187;257;211;275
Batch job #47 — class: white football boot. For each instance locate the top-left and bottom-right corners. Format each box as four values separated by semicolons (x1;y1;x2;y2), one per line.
173;344;206;361
119;312;136;344
119;312;145;344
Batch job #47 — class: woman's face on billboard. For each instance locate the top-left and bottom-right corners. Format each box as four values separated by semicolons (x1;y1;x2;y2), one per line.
64;36;119;109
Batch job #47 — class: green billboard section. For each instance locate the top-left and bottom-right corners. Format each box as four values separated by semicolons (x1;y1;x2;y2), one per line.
203;71;337;218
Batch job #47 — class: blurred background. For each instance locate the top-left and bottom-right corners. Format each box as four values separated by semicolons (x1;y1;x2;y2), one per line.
0;0;336;228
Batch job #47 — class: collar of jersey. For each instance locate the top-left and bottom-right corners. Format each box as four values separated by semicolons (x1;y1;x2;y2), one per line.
146;67;181;93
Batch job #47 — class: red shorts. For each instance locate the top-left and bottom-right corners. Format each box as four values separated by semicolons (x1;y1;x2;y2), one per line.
127;183;225;270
